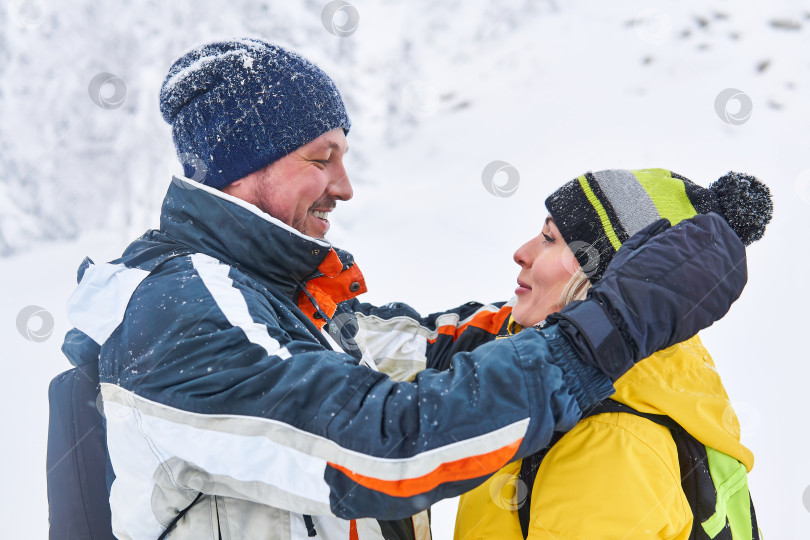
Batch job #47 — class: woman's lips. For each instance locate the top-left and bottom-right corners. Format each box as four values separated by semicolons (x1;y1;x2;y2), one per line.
515;280;531;295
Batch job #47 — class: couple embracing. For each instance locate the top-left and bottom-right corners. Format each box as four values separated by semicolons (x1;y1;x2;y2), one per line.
50;38;770;540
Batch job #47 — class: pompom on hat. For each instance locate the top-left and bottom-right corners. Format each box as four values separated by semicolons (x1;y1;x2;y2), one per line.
545;168;773;282
160;38;351;189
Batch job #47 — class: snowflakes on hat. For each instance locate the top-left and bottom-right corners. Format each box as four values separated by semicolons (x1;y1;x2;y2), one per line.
710;172;773;246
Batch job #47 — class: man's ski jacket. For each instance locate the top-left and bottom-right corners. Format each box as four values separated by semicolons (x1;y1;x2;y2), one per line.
61;176;614;539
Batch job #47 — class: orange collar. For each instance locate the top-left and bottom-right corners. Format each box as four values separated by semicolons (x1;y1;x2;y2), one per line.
297;248;367;329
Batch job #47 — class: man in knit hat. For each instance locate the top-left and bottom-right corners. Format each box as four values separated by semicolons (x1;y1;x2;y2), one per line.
160;38;353;240
53;39;749;539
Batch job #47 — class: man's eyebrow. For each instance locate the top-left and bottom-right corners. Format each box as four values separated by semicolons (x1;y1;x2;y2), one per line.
323;141;349;154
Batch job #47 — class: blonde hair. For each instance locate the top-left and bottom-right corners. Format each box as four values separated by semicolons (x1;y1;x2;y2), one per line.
558;267;591;307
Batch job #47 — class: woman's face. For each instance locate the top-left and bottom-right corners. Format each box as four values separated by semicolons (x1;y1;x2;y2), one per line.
511;215;580;327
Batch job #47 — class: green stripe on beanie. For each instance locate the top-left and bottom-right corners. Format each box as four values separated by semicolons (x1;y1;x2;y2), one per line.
576;175;623;251
631;169;697;225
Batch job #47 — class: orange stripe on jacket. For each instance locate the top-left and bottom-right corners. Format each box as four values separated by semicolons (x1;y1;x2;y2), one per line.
428;305;512;344
327;438;522;498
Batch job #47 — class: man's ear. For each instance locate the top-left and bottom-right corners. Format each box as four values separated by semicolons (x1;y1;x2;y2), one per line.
222;178;245;196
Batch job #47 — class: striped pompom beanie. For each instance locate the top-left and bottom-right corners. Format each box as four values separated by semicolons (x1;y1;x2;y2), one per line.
545;168;773;282
160;38;351;189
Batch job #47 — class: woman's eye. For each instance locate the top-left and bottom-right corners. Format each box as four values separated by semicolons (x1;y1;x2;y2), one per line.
542;233;554;243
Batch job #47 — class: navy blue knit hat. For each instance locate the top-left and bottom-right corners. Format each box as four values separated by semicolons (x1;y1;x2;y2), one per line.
160;38;351;189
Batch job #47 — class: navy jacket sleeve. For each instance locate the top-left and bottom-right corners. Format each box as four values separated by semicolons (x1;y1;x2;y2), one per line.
75;254;613;521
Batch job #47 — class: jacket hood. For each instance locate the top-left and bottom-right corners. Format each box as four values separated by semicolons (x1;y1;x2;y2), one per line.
611;335;754;472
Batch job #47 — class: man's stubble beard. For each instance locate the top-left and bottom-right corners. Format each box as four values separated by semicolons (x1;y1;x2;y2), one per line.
251;179;334;240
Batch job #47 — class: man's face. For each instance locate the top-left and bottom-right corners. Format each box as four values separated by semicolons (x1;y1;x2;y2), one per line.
226;128;352;239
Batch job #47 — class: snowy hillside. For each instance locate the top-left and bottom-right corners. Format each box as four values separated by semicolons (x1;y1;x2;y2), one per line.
2;0;809;538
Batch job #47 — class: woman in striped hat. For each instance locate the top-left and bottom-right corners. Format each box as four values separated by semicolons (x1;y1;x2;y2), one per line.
453;168;772;540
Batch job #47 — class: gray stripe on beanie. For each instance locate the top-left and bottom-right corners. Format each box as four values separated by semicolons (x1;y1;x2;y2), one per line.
592;169;661;236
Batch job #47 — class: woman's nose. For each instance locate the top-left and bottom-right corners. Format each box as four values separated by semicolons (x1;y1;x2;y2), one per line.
513;243;530;267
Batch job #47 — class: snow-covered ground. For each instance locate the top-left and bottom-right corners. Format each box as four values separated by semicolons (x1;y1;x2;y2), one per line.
2;0;809;538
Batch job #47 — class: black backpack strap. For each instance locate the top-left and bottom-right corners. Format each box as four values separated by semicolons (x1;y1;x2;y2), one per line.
581;399;683;432
750;494;761;540
517;431;565;539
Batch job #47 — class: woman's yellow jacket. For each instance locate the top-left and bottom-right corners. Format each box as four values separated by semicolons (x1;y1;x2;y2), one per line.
454;334;753;539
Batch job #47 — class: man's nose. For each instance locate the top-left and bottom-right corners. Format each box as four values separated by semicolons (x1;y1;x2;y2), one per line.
328;163;353;201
